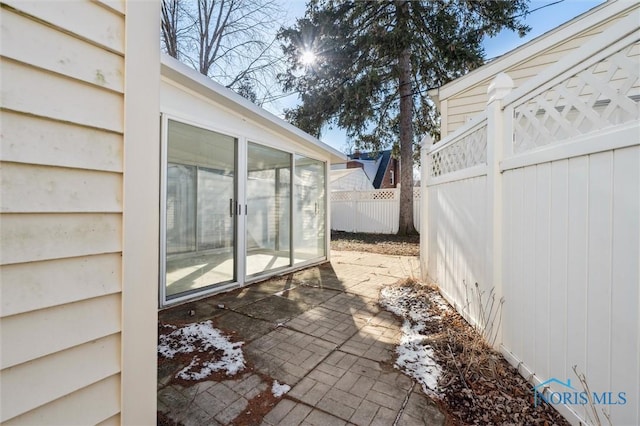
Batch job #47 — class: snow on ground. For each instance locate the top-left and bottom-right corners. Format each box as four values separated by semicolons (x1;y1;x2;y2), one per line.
380;285;442;395
271;380;291;398
158;320;245;380
380;286;431;322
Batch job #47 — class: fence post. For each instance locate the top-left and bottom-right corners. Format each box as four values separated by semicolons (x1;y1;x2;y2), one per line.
486;73;513;348
420;134;432;283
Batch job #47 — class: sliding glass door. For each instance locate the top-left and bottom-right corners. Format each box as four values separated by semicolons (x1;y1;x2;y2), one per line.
162;119;329;304
246;143;292;277
294;155;326;262
164;120;236;299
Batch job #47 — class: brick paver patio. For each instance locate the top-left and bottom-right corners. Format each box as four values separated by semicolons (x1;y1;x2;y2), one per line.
158;251;445;425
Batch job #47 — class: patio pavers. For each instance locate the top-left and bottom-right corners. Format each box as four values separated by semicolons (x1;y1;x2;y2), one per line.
233;294;312;323
214;311;275;342
158;251;445;426
244;327;336;385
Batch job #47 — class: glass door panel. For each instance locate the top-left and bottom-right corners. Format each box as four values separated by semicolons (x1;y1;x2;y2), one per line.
166;164;196;254
197;167;234;251
246;143;291;276
294;155;326;262
164;120;236;299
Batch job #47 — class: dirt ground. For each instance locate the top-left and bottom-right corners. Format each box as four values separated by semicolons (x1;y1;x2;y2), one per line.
330;230;420;256
383;279;569;426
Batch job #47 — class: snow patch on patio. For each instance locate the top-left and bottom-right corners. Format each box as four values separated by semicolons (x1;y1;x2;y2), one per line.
271;380;290;397
158;320;245;380
380;285;442;395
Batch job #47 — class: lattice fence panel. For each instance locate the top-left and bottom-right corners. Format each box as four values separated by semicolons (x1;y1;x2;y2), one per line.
513;41;640;153
331;191;354;201
359;189;397;201
430;123;487;177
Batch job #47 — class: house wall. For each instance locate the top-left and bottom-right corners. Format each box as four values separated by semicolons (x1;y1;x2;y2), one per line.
161;78;333;163
1;1;159;424
379;158;398;189
441;2;639;136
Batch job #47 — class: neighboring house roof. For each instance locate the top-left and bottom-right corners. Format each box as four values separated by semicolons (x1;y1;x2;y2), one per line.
161;55;347;165
330;168;375;191
347;150;393;189
429;0;633;107
372;150;391;189
331;168;361;181
348;153;380;183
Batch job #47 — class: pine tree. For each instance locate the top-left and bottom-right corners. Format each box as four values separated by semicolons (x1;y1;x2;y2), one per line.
278;0;529;235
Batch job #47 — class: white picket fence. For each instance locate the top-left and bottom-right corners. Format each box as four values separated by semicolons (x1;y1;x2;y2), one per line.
331;188;420;234
421;14;639;426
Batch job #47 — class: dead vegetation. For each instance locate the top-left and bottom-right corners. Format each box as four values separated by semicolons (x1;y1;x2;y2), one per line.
384;279;569;426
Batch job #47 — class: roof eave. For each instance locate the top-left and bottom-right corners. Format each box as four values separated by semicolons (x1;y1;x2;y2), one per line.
436;0;632;100
160;55;347;164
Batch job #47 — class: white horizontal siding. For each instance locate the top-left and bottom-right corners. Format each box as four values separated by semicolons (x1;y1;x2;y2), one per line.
447;100;488;117
1;293;122;369
96;414;121;426
2;374;120;426
0;1;126;422
0;8;124;93
1;163;122;213
443;92;486;109
2;1;125;54
0;213;122;265
0;110;122;172
1;59;123;133
0;254;122;317
94;0;126;16
0;334;121;422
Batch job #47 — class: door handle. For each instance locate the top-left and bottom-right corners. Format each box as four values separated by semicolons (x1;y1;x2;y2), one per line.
229;198;233;217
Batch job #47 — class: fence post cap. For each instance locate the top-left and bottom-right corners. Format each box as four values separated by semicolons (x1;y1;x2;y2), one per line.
487;72;514;103
420;134;433;148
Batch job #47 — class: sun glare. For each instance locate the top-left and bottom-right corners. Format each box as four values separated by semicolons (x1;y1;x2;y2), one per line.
300;50;316;66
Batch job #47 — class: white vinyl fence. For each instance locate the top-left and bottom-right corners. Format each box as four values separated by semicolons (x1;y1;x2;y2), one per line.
331;188;420;234
421;14;639;426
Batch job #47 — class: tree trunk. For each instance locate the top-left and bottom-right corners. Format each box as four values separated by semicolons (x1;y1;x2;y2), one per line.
396;1;417;236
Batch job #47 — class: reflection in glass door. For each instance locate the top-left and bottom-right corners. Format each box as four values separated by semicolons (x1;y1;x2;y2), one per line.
294;155;326;262
246;143;291;277
164;120;236;299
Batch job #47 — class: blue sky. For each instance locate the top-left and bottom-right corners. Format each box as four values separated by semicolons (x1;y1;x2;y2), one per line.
275;0;605;153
